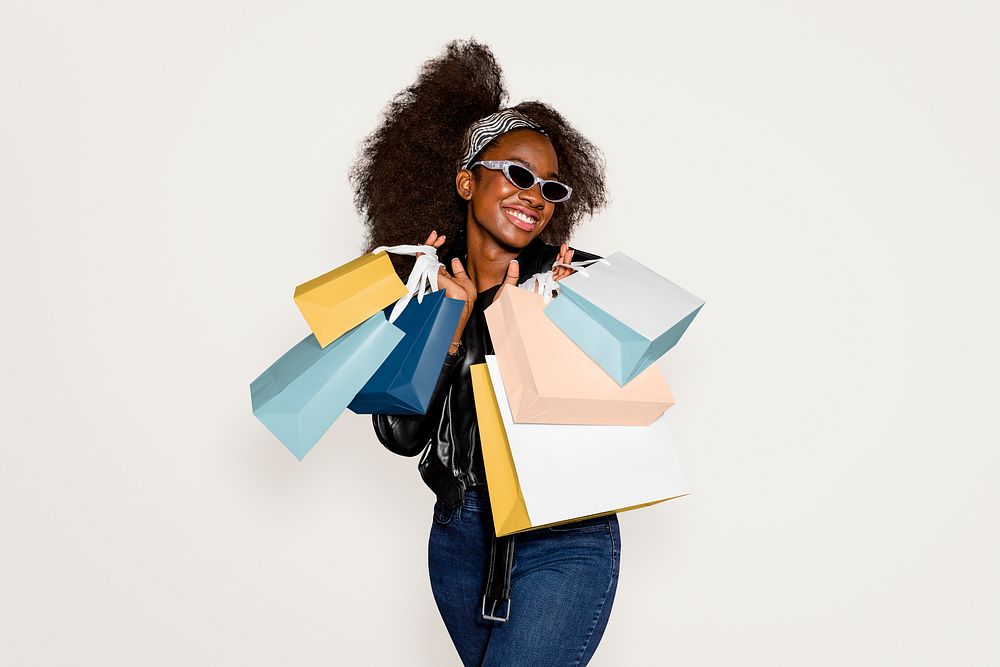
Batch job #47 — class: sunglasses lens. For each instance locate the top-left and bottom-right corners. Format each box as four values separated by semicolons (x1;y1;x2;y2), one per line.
542;182;570;202
506;164;537;189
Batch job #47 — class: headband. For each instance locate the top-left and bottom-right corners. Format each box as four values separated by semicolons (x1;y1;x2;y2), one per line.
458;109;545;171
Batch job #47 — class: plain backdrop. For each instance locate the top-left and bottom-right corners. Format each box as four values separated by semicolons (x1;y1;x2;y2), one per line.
2;1;998;665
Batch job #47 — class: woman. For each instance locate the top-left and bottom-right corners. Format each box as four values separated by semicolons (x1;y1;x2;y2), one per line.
351;39;615;666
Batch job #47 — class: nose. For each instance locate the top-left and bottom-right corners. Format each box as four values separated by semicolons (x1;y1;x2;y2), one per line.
517;182;545;208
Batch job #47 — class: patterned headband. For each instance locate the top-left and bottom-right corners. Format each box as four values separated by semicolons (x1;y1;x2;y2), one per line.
458;109;546;171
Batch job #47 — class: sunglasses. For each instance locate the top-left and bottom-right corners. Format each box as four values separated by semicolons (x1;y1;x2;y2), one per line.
469;160;573;203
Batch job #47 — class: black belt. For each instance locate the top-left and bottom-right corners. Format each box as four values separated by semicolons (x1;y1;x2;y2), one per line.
482;533;515;622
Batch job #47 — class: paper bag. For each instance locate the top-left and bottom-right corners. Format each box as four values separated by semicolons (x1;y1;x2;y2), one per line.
471;358;689;536
349;290;465;414
294;251;407;348
251;312;404;459
544;252;703;385
485;286;674;425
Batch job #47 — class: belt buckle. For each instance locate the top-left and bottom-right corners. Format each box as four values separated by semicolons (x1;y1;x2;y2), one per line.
481;595;511;623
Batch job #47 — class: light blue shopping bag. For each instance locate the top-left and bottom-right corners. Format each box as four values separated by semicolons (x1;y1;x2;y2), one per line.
544;252;704;386
250;312;404;459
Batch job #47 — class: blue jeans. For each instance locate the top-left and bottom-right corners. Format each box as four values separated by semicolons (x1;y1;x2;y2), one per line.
428;488;621;666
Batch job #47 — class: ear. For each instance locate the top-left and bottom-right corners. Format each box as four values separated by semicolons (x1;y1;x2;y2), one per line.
455;169;474;201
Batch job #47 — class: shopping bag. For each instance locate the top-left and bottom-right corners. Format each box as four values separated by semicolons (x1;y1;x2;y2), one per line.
349;244;465;414
471;357;689;536
518;257;604;303
250;312;404;459
349;290;463;414
543;252;704;385
293;250;407;348
485;285;674;425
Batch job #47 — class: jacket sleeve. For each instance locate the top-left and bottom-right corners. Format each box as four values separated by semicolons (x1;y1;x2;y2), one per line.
372;350;464;457
568;247;602;264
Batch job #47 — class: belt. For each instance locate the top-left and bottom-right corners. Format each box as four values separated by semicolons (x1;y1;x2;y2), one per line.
482;533;515;622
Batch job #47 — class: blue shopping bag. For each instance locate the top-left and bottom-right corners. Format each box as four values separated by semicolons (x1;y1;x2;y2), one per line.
544;252;704;386
347;244;464;415
250;311;404;459
348;289;465;414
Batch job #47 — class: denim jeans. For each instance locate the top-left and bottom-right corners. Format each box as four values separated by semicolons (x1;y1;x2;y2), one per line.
428;488;621;666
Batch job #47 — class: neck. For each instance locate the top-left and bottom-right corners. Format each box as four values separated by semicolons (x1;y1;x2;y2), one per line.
464;220;520;293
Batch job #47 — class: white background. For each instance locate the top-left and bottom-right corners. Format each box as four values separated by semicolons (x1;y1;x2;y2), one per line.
2;1;998;665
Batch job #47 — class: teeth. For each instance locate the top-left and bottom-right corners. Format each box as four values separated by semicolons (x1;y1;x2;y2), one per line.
505;208;535;224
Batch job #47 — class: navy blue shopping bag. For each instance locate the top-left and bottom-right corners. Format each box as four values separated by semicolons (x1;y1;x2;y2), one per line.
348;289;465;415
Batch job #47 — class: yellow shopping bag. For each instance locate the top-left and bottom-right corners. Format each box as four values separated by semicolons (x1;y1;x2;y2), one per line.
471;363;687;537
294;251;407;348
471;363;531;536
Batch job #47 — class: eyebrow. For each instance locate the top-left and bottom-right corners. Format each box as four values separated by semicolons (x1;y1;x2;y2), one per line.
508;156;560;180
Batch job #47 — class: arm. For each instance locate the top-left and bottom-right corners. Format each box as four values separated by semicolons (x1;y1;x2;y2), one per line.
371;230;477;456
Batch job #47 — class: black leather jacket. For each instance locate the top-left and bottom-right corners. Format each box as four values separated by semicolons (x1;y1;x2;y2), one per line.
373;238;600;508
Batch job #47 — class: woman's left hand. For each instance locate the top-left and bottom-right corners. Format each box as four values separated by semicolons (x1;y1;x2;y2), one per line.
552;243;576;281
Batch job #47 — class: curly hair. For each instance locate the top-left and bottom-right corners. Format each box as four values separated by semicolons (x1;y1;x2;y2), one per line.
350;39;607;267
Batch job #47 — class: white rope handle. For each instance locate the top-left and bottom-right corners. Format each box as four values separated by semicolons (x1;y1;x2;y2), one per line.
372;244;442;323
552;257;609;278
518;258;608;303
518;271;561;303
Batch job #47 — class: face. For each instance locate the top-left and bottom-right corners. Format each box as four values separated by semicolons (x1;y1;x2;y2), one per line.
457;129;560;250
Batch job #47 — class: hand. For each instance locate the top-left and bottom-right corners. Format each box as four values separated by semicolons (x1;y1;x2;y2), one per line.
416;230;447;260
551;243;576;282
423;230;474;307
490;258;519;304
421;230;478;354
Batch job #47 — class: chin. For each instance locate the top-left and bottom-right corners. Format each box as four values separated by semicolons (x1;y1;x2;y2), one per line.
497;227;538;250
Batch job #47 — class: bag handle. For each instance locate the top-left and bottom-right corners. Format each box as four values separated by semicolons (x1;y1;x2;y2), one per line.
518;258;607;303
553;257;609;278
372;244;442;323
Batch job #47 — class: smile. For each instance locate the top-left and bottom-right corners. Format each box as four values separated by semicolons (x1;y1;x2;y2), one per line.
502;207;538;231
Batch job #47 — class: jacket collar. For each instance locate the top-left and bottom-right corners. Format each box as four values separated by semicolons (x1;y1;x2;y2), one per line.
443;236;558;296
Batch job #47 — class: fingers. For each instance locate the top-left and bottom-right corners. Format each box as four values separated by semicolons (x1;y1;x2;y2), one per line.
438;262;456;285
552;243;568;280
450;258;477;290
420;231;446;258
504;259;519;286
490;259;519;304
554;245;576;282
436;269;455;292
448;259;478;307
562;247;574;277
437;265;473;304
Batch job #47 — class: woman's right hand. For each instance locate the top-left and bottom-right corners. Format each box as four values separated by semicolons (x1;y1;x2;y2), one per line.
420;231;477;354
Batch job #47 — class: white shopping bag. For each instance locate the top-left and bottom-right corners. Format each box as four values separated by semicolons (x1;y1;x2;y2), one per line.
543;251;704;385
482;356;689;530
